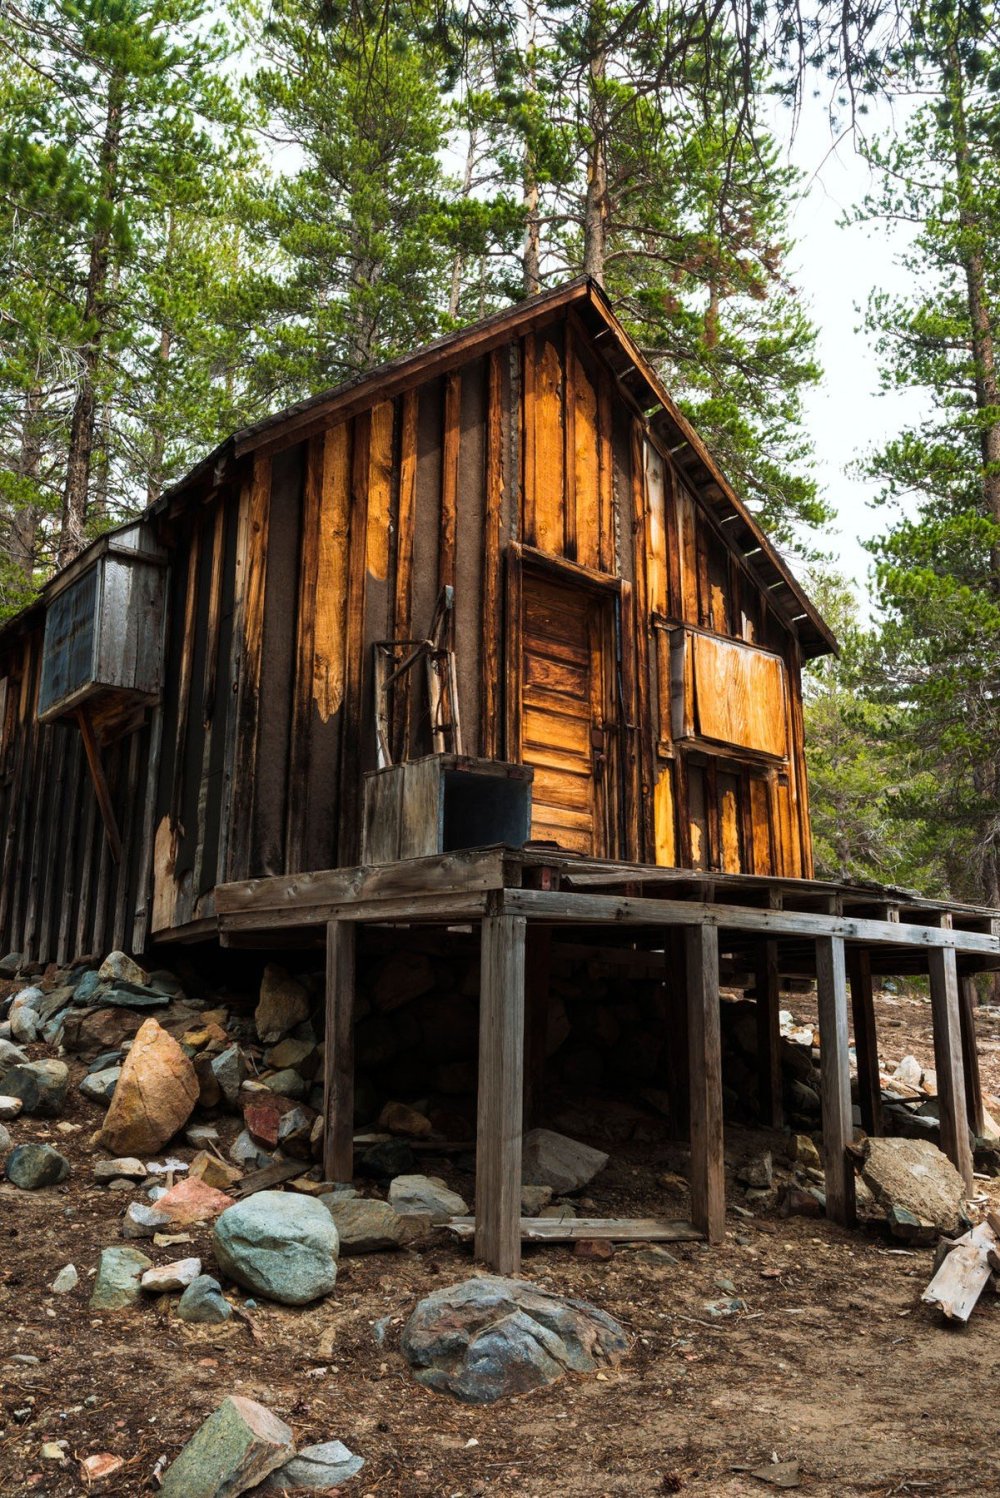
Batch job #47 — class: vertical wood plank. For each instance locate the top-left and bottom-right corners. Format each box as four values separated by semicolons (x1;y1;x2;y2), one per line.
597;370;614;573
816;934;856;1226
754;938;782;1129
286;435;324;873
629;421;654;862
929;945;974;1188
530;332;564;554
192;496;227;892
481;350;504;759
439;373;461;589
563;323;578;560
227;456;271;881
848;947;882;1137
393;392;418;761
337;412;371;864
323;919;356;1184
686;923;725;1243
475;912;526;1275
958;975;985;1138
504;548;523;764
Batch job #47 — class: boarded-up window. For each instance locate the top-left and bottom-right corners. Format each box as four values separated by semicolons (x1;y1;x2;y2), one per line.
672;629;788;760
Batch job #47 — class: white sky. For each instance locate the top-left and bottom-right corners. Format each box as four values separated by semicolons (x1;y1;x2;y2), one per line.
774;92;924;614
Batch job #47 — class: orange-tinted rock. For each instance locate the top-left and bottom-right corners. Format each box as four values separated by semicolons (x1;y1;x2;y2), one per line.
157;1176;233;1225
97;1019;199;1155
190;1150;243;1191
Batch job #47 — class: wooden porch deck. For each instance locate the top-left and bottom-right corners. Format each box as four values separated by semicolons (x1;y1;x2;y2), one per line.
214;848;1000;1274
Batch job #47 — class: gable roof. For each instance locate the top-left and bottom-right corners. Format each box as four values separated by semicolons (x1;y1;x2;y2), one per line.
2;278;836;660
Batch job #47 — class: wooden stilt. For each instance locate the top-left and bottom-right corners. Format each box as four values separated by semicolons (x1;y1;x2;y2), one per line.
848;947;882;1137
754;938;782;1129
523;925;551;1129
686;924;725;1243
323;919;356;1184
663;928;690;1142
816;934;855;1227
958;975;985;1138
475;912;526;1274
929;946;974;1188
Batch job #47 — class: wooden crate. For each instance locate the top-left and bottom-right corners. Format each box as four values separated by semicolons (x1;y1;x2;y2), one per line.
362;755;533;864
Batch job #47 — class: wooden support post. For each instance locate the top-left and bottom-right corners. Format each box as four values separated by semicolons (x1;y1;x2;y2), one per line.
76;707;123;865
848;947;882;1137
958;975;985;1138
323;920;356;1184
753;938;782;1129
928;946;974;1188
663;929;689;1142
816;934;855;1227
686;924;725;1244
475;912;526;1274
523;925;551;1129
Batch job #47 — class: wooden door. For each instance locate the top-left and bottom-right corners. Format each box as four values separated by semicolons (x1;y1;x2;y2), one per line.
519;571;614;854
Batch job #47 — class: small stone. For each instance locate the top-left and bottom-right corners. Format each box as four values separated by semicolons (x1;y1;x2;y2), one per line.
230;1129;273;1170
520;1129;608;1195
521;1184;554;1216
193;1054;222;1109
574;1238;614;1260
781;1186;823;1218
255;965;310;1045
789;1133;821;1170
177;1274;233;1324
50;1264;78;1294
538;1202;577;1220
322;1195;418;1254
211;1045;245;1108
261;1440;365;1492
98;951;148;986
388;1173;469;1223
90;1245;153;1310
892;1055;924;1088
213;1191;339;1305
0;1094;23;1120
263;1037;315;1073
94;1157;147;1184
72;970;102;1006
189;1150;243;1191
41;1441;67;1461
122;1201;172;1239
80;1454;123;1482
2;1059;69;1117
6;1142;71;1189
156;1177;233;1226
634;1245;679;1268
186;1123;220;1146
358;1138;416;1180
262;1068;306;1100
0;951;24;976
244;1097;293;1150
0;1121;10;1153
378;1100;433;1138
100;984;170;1010
141;1256;202;1293
10;1005;39;1043
158;1396;295;1498
737;1151;773;1189
79;1066;121;1105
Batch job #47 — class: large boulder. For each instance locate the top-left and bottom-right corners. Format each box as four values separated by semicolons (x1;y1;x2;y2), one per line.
254;965;309;1044
97;1017;199;1155
860;1136;967;1242
213;1191;339;1305
401;1276;630;1403
2;1059;68;1117
520;1129;608;1195
158;1396;294;1498
6;1143;70;1190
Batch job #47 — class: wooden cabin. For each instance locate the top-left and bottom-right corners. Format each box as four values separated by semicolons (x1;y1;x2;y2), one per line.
0;278;836;965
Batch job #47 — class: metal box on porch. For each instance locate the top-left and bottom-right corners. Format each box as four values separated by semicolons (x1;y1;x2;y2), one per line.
362;755;533;864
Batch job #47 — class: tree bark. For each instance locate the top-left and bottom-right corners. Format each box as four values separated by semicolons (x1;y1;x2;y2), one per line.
59;68;125;565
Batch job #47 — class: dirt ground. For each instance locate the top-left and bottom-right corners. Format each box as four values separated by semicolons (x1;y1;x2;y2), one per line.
2;983;999;1498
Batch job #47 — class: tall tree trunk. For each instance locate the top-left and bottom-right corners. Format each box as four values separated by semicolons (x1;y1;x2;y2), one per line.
582;19;608;285
59;68;124;566
948;40;1000;586
522;0;541;296
8;384;42;586
146;323;172;508
449;115;480;318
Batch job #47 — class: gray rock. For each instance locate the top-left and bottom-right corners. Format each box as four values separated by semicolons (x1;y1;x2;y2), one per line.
186;1123;220;1147
177;1274;233;1324
892;1054;924;1088
94;1157;147;1184
6;1143;70;1189
122;1201;172;1239
788;1079;821;1114
80;1067;122;1105
0;952;24;976
521;1185;554;1217
261;1440;364;1492
401;1276;630;1403
0;1122;10;1154
9;1006;40;1043
322;1195;416;1253
0;1094;23;1120
213;1191;339;1305
520;1129;608;1195
737;1151;773;1189
90;1245;153;1310
87;1050;123;1072
388;1173;468;1223
0;1039;29;1082
72;971;102;1006
211;1045;245;1107
358;1138;415;1180
275;1105;313;1156
97;951;148;986
229;1130;273;1170
3;1059;69;1116
262;1068;305;1100
860;1136;966;1242
255;965;309;1045
158;1395;294;1498
141;1257;202;1292
100;984;170;1010
50;1264;78;1294
10;985;44;1011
